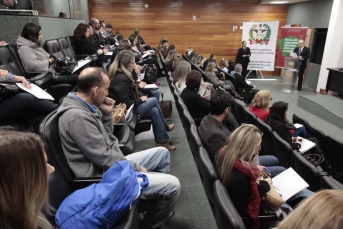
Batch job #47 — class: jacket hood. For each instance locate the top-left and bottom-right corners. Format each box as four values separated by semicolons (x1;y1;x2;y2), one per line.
17;36;39;49
56;93;97;117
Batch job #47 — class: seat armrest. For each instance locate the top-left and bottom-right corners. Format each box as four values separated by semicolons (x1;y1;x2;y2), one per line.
73;177;102;189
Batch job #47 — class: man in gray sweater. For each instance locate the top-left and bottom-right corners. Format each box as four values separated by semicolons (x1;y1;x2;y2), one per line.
57;67;180;229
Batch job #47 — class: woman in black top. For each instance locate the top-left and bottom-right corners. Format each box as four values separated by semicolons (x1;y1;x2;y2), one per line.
236;41;251;77
265;101;302;150
74;23;110;63
108;50;175;151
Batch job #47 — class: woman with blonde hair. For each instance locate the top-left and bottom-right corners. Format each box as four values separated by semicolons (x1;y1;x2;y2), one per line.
165;49;178;72
108;50;176;150
249;90;272;122
277;189;343;229
173;60;191;93
0;130;55;229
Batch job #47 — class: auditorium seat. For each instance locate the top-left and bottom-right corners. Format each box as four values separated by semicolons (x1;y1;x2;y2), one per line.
326;135;343;175
306;121;327;157
292;113;309;128
320;176;343;190
197;146;218;211
58;37;88;60
244;107;256;125
117;125;135;156
271;131;293;168
291;150;321;191
255;118;275;156
188;124;202;160
234;99;246;125
45;39;65;58
213;180;246;229
181;108;194;138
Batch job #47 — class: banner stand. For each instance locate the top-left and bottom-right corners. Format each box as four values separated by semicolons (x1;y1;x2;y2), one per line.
246;70;264;80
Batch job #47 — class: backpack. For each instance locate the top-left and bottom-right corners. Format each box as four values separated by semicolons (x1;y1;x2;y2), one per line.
55;160;149;229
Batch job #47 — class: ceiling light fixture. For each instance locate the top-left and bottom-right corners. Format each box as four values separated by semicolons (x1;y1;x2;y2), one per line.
270;1;289;4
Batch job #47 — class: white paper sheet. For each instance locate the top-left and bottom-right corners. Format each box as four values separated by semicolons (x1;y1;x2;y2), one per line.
16;83;54;100
198;85;206;97
105;52;113;56
298;137;316;154
246;80;251;85
290;52;298;58
142;52;151;59
72;58;92;73
144;84;158;89
294;123;304;129
125;104;134;121
272;167;309;201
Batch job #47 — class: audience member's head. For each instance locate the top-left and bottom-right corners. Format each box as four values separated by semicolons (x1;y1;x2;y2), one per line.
105;23;113;33
99;20;105;27
173;60;191;86
192;53;202;65
278;190;343;229
184;47;193;57
21;22;42;46
211;91;232;117
265;101;288;125
128;35;137;47
0;131;54;229
210;54;216;60
161;39;168;49
77;68;109;107
188;51;196;60
199;58;207;68
109;43;132;66
167;44;175;54
221;59;228;68
58;11;67;18
88;25;94;35
186;70;202;90
165;50;178;62
74;23;90;41
108;50;135;81
251;90;272;110
234;63;243;73
172;56;182;71
89;18;100;31
217;124;262;185
205;62;216;72
134;29;140;36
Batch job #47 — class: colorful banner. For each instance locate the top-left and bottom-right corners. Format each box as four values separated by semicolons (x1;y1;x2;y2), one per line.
242;21;279;71
276;27;308;68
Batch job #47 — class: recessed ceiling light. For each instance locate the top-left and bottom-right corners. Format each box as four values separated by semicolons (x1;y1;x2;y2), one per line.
270;1;289;3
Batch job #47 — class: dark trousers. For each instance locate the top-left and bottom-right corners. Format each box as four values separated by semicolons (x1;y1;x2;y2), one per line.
241;62;249;78
0;93;59;132
298;64;306;90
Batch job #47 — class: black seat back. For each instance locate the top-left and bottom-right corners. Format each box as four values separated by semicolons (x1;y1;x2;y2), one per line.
291;150;321;191
66;36;79;56
198;147;218;207
326;135;343;173
271;131;292;168
320;176;343;190
45;39;64;58
293;113;309;127
58;37;75;58
0;45;26;77
244;107;256;125
234;99;246;125
255;118;275;156
188;124;202;160
306;122;327;156
213;180;246;229
181;108;194;138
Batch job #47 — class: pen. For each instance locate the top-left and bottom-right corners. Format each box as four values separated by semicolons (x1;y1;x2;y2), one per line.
264;168;271;173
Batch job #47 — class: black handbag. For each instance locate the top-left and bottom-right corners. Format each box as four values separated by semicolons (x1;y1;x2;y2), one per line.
53;57;77;74
144;65;158;84
159;92;172;118
0;81;20;100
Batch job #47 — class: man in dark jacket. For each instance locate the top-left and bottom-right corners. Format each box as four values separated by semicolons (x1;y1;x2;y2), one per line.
159;39;169;58
58;67;180;229
133;29;152;51
293;40;310;91
233;63;258;103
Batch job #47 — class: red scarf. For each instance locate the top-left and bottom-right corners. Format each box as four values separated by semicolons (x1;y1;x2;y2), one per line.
233;159;261;228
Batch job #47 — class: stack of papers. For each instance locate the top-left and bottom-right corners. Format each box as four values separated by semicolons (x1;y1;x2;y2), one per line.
144;84;158;89
16;83;54;100
298;137;316;154
73;58;92;73
272;167;309;201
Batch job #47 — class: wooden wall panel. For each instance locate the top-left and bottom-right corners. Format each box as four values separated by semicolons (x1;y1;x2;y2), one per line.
90;0;288;76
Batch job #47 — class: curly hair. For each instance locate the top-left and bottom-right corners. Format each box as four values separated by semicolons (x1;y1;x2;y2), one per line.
74;23;89;41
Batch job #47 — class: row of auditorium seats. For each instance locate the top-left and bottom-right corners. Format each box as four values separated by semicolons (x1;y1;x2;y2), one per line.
158;52;343;228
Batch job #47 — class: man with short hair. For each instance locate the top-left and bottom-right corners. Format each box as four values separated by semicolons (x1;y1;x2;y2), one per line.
159;39;169;58
89;18;105;45
233;63;258;103
133;29;152;51
57;67;180;229
198;91;284;177
293;39;310;91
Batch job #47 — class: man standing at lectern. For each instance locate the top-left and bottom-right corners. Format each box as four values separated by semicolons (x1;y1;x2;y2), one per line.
293;40;310;91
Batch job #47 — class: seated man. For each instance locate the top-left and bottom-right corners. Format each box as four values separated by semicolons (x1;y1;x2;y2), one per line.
57;67;180;229
198;91;284;177
233;63;259;103
159;39;168;59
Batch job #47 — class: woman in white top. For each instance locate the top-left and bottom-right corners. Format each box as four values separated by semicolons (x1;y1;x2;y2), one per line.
173;60;191;93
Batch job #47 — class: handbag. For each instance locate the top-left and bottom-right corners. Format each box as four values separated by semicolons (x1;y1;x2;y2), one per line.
112;103;127;123
144;64;158;84
55;160;149;229
53;57;77;74
159;92;172;118
257;176;284;211
201;82;212;101
0;81;20;100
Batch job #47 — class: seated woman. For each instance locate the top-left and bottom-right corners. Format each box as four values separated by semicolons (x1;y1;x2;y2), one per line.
249;90;272;122
0;130;55;229
278;190;343;229
181;70;238;129
128;35;156;65
173;60;191;93
204;62;239;98
17;23;77;84
165;50;178;72
217;124;312;228
191;53;202;67
74;23;110;64
0;69;58;132
221;59;229;73
108;50;175;151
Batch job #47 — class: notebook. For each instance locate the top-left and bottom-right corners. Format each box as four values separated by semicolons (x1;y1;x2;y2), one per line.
298;137;316;154
16;83;54;100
